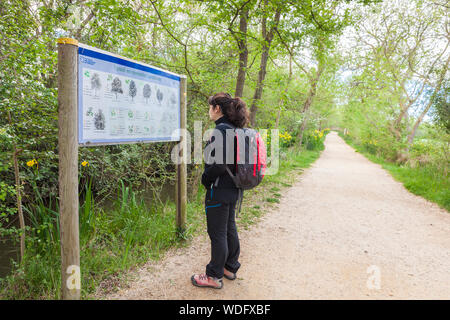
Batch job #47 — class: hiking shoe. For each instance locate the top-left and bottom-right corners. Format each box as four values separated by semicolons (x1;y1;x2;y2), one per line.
223;268;236;280
191;274;223;289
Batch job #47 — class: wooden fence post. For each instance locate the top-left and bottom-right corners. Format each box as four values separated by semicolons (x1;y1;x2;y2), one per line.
57;38;80;300
176;76;187;235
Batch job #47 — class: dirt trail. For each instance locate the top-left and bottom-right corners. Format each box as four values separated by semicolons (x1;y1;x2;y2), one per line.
100;132;450;300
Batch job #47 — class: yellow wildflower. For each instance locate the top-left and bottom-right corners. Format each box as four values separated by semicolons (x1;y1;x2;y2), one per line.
81;161;89;167
27;159;37;167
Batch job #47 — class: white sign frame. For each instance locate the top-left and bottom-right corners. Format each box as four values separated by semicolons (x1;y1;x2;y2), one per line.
77;43;182;146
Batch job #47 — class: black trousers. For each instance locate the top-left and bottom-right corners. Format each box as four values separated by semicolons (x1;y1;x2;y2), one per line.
204;193;241;279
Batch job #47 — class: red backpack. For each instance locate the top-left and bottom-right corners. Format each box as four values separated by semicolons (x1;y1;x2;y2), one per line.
219;123;267;214
219;123;266;189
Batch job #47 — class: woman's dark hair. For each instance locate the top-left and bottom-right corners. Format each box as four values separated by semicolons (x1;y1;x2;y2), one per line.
208;92;249;128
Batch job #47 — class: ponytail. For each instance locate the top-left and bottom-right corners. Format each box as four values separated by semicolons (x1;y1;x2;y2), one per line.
208;93;249;128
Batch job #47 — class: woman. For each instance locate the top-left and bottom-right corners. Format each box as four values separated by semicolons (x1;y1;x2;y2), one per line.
191;92;249;289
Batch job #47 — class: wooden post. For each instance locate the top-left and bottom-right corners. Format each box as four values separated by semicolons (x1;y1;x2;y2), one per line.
57;38;80;300
176;76;187;235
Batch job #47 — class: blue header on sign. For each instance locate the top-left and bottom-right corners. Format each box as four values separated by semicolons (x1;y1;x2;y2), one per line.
78;47;181;81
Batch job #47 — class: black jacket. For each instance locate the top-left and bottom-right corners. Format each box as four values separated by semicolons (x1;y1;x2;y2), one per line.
201;116;240;203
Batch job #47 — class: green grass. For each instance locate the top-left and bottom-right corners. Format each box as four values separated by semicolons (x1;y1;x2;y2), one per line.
273;193;281;197
339;132;449;212
0;146;322;299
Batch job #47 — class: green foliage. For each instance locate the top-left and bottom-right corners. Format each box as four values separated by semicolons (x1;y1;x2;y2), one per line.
302;128;330;151
431;84;449;133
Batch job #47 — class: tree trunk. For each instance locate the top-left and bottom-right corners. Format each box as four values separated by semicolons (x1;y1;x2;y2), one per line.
249;49;269;126
7;110;25;260
389;98;413;141
275;54;292;128
297;108;311;148
234;8;248;98
407;54;449;146
249;6;281;126
297;64;324;146
12;147;25;260
406;100;432;145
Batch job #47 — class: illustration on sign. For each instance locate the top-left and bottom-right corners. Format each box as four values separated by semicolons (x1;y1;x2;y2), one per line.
78;45;181;146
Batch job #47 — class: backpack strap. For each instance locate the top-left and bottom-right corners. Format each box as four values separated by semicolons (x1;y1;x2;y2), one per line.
214;176;220;187
225;166;239;186
217;122;238;185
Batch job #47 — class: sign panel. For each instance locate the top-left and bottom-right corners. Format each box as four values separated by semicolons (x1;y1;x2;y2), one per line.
78;44;181;146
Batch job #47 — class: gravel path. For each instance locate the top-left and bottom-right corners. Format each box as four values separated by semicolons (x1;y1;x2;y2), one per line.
101;131;450;300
